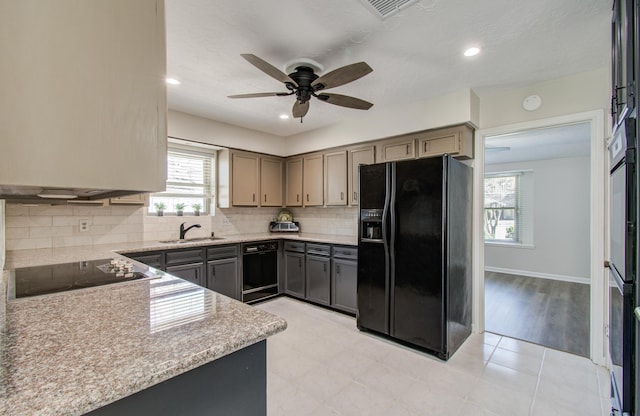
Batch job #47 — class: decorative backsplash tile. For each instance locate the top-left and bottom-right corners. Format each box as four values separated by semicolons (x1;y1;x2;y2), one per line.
3;203;358;251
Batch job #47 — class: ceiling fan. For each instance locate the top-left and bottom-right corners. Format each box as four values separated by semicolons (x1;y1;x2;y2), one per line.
228;54;374;120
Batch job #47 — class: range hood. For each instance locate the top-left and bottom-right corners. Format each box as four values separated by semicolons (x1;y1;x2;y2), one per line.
0;185;146;205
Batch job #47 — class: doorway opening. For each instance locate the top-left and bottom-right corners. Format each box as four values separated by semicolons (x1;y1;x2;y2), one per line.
475;116;604;359
483;122;592;357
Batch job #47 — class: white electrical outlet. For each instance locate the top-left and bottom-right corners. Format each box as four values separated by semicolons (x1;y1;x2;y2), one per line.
79;219;90;232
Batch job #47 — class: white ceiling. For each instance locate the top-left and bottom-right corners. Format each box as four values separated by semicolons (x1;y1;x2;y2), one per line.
166;0;610;138
484;122;592;165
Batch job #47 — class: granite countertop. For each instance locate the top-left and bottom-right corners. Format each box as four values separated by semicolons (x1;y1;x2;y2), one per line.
0;232;355;415
0;270;287;415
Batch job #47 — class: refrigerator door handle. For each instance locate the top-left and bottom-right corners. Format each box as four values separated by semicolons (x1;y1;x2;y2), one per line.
381;163;392;334
388;162;397;335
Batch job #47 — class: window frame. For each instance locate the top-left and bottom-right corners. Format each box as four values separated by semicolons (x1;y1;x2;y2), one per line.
148;140;217;216
483;172;523;244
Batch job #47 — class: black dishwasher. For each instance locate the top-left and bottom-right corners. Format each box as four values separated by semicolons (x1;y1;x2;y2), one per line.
242;241;278;303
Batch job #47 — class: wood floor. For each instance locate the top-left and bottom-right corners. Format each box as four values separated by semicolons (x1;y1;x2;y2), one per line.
484;271;590;357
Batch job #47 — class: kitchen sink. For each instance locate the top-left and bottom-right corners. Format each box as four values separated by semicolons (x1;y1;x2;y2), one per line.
158;237;225;244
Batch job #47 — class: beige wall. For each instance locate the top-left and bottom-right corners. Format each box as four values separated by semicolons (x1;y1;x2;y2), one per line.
283;89;480;156
478;68;610;131
0;201;5;269
168;110;286;156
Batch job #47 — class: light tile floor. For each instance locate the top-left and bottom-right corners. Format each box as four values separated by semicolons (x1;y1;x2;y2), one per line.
257;297;610;416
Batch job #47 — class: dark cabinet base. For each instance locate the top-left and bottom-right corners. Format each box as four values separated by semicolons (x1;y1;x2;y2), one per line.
86;340;267;416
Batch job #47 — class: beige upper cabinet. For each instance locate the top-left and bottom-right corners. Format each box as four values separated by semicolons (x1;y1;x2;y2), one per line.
324;151;348;206
417;125;474;159
376;137;415;162
232;152;259;206
260;157;283;207
348;146;375;206
0;0;167;194
109;194;148;205
303;154;324;206
285;158;303;207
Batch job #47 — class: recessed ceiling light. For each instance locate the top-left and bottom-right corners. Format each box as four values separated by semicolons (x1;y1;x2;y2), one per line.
279;114;289;120
464;47;480;57
166;78;181;85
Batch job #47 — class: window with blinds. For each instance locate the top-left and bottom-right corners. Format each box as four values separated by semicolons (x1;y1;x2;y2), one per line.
484;173;522;242
149;142;216;215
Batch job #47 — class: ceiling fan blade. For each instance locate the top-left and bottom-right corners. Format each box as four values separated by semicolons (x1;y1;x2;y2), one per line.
228;92;290;98
311;62;372;90
240;54;298;86
316;93;373;110
292;101;310;118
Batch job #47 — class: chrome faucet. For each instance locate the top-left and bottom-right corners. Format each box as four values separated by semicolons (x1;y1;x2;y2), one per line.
179;222;201;240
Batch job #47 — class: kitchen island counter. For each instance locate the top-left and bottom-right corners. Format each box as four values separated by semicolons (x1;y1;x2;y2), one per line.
0;267;286;415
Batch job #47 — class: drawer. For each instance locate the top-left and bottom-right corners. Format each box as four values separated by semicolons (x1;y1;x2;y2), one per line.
125;251;164;268
166;248;204;265
332;246;357;260
284;241;306;253
306;243;330;256
207;245;239;260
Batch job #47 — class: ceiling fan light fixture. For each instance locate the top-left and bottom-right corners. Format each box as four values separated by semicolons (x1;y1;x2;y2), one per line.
230;54;374;119
285;58;324;75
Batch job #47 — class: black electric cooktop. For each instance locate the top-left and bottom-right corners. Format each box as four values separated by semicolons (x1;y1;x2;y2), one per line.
12;258;148;299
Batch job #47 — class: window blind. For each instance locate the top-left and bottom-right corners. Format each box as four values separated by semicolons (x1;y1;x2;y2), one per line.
149;142;216;215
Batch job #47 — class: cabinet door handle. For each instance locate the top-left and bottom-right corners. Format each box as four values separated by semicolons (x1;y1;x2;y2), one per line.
337;265;341;274
306;194;309;202
406;144;410;155
353;191;357;201
424;141;428;152
264;194;267;203
340;192;344;200
252;193;255;202
211;266;215;276
323;263;326;273
297;194;300;202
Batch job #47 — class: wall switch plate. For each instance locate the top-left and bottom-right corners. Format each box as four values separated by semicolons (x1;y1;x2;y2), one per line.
79;219;90;232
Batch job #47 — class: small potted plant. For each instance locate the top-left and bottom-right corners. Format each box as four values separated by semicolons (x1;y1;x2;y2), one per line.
154;202;166;216
192;203;202;216
175;202;186;216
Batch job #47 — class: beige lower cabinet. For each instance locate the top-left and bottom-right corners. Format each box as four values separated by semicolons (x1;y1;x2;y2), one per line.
285;158;303;206
324;151;348;206
232;152;259;206
348;146;375;206
376;137;415;162
303;154;323;206
260;157;283;207
417;125;474;159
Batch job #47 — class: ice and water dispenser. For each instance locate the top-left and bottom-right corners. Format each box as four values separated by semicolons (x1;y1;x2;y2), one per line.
360;209;383;241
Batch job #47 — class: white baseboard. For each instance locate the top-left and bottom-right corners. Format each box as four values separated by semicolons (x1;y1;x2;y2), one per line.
485;266;590;285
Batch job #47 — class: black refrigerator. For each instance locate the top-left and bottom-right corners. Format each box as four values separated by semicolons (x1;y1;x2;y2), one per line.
357;155;472;360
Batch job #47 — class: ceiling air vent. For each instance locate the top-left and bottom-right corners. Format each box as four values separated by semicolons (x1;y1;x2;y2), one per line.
361;0;419;19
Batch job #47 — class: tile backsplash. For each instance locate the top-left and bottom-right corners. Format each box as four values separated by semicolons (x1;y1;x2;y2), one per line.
3;203;358;251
